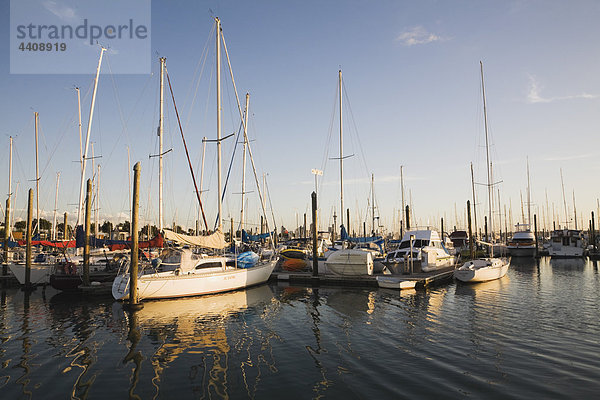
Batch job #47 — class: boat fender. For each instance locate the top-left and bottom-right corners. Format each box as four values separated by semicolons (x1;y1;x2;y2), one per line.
174;268;180;276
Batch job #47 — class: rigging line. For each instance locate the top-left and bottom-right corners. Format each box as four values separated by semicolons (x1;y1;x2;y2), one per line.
342;80;370;179
213;119;244;230
165;68;209;231
221;29;274;246
265;175;277;231
319;82;339;177
184;23;215;131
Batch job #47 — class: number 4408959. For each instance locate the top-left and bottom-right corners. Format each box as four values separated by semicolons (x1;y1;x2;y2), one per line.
19;42;66;51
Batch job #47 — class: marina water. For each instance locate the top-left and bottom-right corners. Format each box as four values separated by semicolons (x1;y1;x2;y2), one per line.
1;257;599;398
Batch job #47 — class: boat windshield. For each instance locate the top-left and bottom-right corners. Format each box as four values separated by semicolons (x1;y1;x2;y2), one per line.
399;239;429;249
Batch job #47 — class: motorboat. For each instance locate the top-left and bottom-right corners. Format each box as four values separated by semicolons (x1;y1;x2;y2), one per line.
548;229;585;258
507;225;536;257
382;229;456;274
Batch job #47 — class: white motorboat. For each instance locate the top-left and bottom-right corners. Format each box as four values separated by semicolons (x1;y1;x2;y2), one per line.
324;249;373;276
548;229;585;258
383;230;455;274
454;257;510;283
507;227;536;257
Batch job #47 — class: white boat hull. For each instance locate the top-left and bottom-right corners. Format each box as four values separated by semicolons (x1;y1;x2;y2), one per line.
454;258;509;283
112;260;276;300
507;246;536;257
376;276;416;289
8;263;53;285
325;249;373;276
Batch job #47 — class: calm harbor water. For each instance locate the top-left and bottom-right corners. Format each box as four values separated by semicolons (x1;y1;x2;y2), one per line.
1;257;599;399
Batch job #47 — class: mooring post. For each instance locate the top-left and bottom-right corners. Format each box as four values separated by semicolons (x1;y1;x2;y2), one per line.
467;200;474;260
311;192;319;278
346;208;350;237
127;162;143;310
83;178;91;287
591;212;596;251
441;217;444;242
63;212;68;240
230;217;234;245
24;189;33;290
3;197;9;276
534;214;538;257
405;205;410;230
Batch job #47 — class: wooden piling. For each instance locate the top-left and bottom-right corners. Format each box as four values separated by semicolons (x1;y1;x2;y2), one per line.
303;213;306;238
63;212;68;240
467;200;474;259
347;208;350;237
311;192;318;278
405;205;410;230
24;189;33;289
3;197;9;275
128;162;142;310
592;212;596;250
83;178;91;287
441;217;444;242
534;214;538;256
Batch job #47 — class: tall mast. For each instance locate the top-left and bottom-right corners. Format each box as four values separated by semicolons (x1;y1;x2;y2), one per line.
241;94;249;235
7;136;13;239
216;17;223;230
480;61;493;241
52;172;60;241
95;164;100;236
34;112;40;235
76;87;83;175
127;146;132;236
560;168;568;228
526;157;532;227
199;137;207;233
470;162;478;239
572;190;577;230
158;57;165;231
339;70;344;231
400;165;405;233
371;173;375;235
77;47;106;227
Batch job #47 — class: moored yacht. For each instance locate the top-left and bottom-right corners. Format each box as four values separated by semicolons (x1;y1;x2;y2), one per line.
383;229;455;274
507;224;536;257
548;229;585;258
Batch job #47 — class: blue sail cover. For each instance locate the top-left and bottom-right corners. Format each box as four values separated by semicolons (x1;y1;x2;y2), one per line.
241;229;273;243
75;225;133;248
339;225;383;252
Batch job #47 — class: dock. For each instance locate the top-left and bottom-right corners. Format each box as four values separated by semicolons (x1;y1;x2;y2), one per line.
270;266;455;289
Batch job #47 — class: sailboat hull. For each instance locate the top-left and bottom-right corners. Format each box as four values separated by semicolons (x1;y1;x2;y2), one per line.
454;258;509;283
112;260;276;301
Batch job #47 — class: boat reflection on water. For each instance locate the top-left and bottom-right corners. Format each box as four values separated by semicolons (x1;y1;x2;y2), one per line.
118;284;275;399
455;274;510;298
549;257;586;269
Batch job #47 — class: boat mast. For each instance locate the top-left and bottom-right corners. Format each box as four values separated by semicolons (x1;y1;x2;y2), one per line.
77;47;106;227
95;164;100;236
52;172;60;241
34;112;40;235
480;61;493;243
216;17;223;231
199;136;207;233
572;190;578;230
76;87;83;176
241;94;249;236
7;136;12;239
127;146;132;236
158;57;165;232
401;165;405;234
470;162;478;239
560;168;568;228
526;157;532;228
371;173;375;235
339;70;344;233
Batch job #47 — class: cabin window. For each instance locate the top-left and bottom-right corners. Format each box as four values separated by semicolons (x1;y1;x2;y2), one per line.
195;261;222;269
225;261;236;267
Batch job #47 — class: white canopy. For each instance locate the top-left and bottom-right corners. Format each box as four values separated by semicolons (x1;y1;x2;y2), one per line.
163;228;227;249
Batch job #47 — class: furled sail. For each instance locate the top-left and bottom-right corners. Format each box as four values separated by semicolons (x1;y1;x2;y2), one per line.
163;228;227;249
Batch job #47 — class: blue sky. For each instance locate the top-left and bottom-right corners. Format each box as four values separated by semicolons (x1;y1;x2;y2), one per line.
1;0;599;235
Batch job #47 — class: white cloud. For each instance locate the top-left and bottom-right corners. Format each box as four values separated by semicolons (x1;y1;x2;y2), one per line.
542;153;596;162
527;75;599;104
43;1;79;22
395;26;446;46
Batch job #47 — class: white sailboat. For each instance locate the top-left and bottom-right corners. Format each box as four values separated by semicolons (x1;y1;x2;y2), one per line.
455;62;510;283
112;18;275;301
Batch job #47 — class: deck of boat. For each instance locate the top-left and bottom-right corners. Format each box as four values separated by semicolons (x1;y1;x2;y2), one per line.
270;266;454;289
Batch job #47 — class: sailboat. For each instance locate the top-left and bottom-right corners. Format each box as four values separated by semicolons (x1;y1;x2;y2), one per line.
112;18;275;301
322;70;375;276
455;62;510;283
